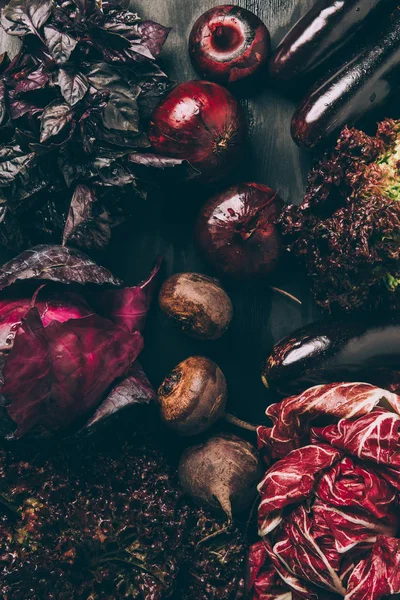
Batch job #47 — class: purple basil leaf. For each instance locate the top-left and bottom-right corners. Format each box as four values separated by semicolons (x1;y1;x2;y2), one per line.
44;26;77;64
137;20;171;58
57;68;89;106
92;258;161;333
0;206;25;252
102;0;131;10
102;90;139;133
136;77;172;120
0;146;35;185
0;244;122;291
129;152;200;180
1;0;52;37
8;97;42;120
62;184;111;251
102;18;141;41
40;99;73;143
83;361;155;432
71;0;99;16
1;307;143;439
90;23;132;50
14;65;48;93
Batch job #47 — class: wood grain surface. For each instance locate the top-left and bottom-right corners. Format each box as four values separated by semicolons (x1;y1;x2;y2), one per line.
0;1;320;426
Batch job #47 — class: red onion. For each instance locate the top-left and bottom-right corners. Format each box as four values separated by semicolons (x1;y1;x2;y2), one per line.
148;80;246;183
189;6;270;85
195;182;283;278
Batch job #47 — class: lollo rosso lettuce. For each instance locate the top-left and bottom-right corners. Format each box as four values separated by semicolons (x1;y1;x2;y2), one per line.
250;382;400;600
0;244;158;439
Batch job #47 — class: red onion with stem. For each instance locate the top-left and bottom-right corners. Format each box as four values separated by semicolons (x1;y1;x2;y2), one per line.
195;182;300;303
189;5;271;85
148;80;246;183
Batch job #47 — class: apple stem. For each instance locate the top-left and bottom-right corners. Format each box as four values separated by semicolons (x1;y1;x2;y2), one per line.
270;286;302;305
223;412;258;432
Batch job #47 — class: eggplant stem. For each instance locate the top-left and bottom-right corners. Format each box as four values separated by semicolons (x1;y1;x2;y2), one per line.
269;286;302;305
223;412;258;432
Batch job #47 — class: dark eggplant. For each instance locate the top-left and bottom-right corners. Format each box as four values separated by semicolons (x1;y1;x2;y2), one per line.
291;6;400;149
262;311;400;395
270;0;383;83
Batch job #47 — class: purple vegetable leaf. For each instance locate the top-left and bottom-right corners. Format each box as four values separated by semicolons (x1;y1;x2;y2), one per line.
1;0;53;37
62;184;112;251
14;65;48;93
40;99;73;143
102;90;139;133
44;26;77;64
1;307;143;438
0;244;122;291
92;258;161;333
57;68;89;106
83;361;155;432
137;20;171;58
9;97;42;120
129;152;200;180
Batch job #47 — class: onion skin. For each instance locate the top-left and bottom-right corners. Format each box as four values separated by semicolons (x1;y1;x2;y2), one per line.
159;272;233;340
148;81;246;183
195;182;283;278
179;433;263;521
189;5;270;85
158;356;227;436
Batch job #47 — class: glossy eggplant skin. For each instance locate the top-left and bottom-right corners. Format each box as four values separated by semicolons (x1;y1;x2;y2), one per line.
291;7;400;149
270;0;382;83
262;312;400;396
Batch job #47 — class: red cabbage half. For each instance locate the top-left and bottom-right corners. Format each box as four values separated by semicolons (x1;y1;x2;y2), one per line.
251;382;400;600
0;245;159;439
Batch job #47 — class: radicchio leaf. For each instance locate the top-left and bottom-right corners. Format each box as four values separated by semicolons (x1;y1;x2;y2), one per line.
57;68;89;106
92;258;161;333
345;536;400;600
257;445;341;536
44;26;78;64
83;361;155;433
312;408;400;474
1;307;143;438
0;244;122;290
258;382;400;460
1;0;52;36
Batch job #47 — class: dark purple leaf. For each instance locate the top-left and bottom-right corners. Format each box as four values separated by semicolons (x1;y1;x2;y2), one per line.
44;26;77;64
2;307;143;438
14;65;48;93
102;18;141;41
0;146;35;185
92;258;161;333
83;361;155;432
58;68;89;106
1;0;52;37
102;90;139;133
137;20;171;58
71;0;99;16
62;184;111;251
129;152;199;180
8;97;42;120
40;100;73;143
0;244;122;291
90;23;132;50
102;0;131;10
0;206;25;251
137;77;172;120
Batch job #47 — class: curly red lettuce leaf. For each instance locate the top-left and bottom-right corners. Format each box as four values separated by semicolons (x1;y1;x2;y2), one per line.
1;307;143;439
258;382;400;460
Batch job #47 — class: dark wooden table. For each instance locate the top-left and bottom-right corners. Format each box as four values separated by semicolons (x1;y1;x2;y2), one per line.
0;0;320;426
